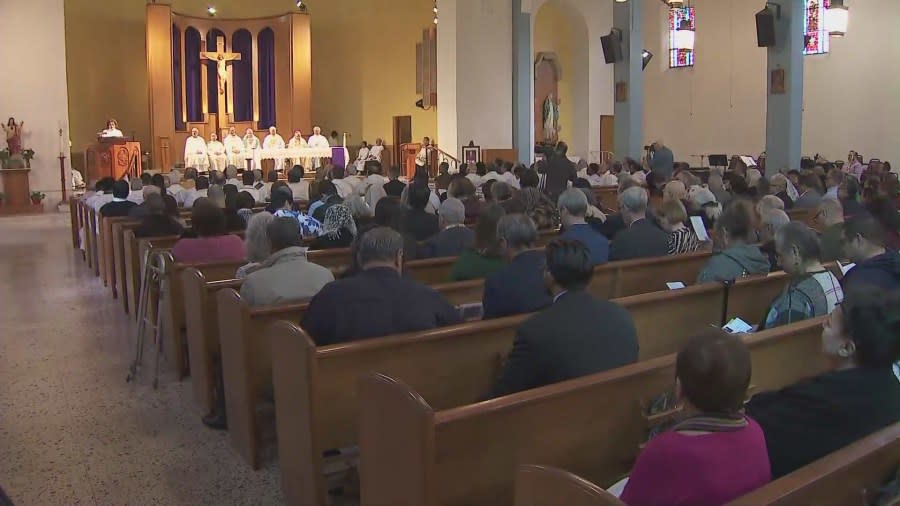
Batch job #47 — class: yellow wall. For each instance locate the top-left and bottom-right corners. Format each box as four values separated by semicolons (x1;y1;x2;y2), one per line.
533;2;574;145
64;0;436;165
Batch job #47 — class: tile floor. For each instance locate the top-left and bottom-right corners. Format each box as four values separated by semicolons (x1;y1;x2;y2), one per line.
0;214;284;505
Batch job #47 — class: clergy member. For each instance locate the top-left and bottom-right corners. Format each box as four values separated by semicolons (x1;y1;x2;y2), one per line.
368;138;385;163
353;141;370;175
100;118;123;138
243;128;261;171
415;136;432;176
207;132;228;173
307;126;330;169
184;128;210;172
287;130;309;169
224;126;245;168
263;126;286;172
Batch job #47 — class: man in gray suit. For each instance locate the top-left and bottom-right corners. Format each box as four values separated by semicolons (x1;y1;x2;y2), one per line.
793;174;824;210
420;198;475;258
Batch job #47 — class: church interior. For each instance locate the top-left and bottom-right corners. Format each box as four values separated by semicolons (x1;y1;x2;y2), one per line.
1;0;900;504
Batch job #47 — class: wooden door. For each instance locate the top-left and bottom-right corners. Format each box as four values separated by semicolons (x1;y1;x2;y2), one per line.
600;115;615;157
392;116;412;168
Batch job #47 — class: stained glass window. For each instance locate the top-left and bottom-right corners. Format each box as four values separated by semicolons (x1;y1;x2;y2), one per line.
804;0;830;55
668;7;695;68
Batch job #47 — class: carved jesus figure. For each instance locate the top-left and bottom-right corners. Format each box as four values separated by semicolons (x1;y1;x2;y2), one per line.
200;38;241;96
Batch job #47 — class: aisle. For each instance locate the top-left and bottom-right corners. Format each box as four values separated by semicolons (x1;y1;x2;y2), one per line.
0;214;282;505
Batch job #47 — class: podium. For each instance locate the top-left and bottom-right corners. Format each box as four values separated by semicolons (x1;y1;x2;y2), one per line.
84;138;142;183
0;168;33;214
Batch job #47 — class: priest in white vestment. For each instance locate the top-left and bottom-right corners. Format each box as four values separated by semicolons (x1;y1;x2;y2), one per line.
262;126;286;172
415;136;432;176
100;118;124;138
287;130;309;169
306;126;330;169
368;138;385;164
184;128;210;172
243;128;261;170
353;141;370;175
207;132;228;173
224;127;245;168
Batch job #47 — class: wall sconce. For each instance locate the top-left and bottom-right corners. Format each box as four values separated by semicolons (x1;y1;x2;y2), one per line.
826;0;849;37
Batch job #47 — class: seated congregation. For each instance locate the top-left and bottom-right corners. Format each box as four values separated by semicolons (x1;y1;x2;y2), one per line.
74;145;900;505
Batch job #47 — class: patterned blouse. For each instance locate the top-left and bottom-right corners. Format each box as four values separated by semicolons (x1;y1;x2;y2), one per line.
668;226;701;255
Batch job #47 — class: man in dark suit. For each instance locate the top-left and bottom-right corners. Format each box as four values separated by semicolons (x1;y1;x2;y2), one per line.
609;186;669;261
301;227;462;345
542;141;577;202
482;213;552;319
488;240;639;397
383;164;407;197
99;180;138;217
420;198;475;258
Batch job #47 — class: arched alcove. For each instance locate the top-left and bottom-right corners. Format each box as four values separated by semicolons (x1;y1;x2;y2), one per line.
232;29;253;122
533;0;590;159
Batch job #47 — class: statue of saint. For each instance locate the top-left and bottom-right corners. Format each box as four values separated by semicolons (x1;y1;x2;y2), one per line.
3;117;24;155
542;93;560;143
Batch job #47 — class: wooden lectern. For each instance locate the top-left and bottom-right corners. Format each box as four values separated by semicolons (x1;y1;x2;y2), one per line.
401;143;421;179
84;138;142;183
0;168;32;213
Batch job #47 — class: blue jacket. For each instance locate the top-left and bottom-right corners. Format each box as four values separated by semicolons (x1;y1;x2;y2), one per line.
559;223;610;266
482;250;552;319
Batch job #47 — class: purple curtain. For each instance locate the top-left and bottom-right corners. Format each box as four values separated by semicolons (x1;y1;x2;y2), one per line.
257;28;276;129
172;24;185;131
185;27;202;122
232;29;253;122
206;29;225;115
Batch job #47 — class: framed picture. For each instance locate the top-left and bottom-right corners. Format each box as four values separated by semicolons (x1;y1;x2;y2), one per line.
462;145;481;165
771;68;785;95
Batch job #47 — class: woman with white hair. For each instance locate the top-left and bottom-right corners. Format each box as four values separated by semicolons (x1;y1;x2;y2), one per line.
689;186;722;229
344;194;373;223
236;211;274;278
769;173;795;209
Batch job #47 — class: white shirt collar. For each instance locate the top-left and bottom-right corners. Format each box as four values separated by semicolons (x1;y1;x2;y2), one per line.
553;290;569;304
112;197;127;202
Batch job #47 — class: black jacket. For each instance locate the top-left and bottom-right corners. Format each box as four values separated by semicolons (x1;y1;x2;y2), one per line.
134;215;184;238
746;367;900;478
841;251;900;293
99;200;137;217
543;153;577;202
405;209;439;242
482;250;552;319
383;179;407;198
301;267;462;345
608;218;669;261
420;226;475;259
489;290;639;397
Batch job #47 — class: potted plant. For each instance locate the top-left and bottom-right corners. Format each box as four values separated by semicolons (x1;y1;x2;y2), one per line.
30;191;46;205
0;149;9;169
22;149;35;169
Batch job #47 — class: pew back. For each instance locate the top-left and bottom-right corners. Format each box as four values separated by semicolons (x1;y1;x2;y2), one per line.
358;319;828;506
515;465;625;506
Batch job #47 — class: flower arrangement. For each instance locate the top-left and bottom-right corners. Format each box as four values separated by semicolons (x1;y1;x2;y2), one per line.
30;191;46;204
22;149;35;168
0;149;9;169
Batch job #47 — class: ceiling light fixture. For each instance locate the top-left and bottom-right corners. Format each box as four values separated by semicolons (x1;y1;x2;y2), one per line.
207;5;217;17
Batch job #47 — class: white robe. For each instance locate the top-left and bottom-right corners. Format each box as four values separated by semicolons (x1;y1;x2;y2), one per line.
354;146;370;174
307;134;330;169
368;144;384;163
207;140;228;173
288;136;309;169
263;133;286;171
224;135;245;168
184;136;209;171
243;134;261;170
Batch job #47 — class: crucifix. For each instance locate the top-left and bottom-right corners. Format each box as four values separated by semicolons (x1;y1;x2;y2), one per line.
200;36;241;132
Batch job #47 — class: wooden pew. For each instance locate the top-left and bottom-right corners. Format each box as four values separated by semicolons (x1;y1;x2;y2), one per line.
728;423;900;506
267;282;727;504
357;318;828;506
514;465;624;506
511;423;900;506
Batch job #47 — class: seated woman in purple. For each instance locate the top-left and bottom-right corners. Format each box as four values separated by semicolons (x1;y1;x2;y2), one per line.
172;198;245;263
620;330;771;506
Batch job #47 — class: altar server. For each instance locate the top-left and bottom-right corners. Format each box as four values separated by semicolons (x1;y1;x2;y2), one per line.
184;128;210;172
207;132;228;173
353;141;370;175
368;138;385;164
